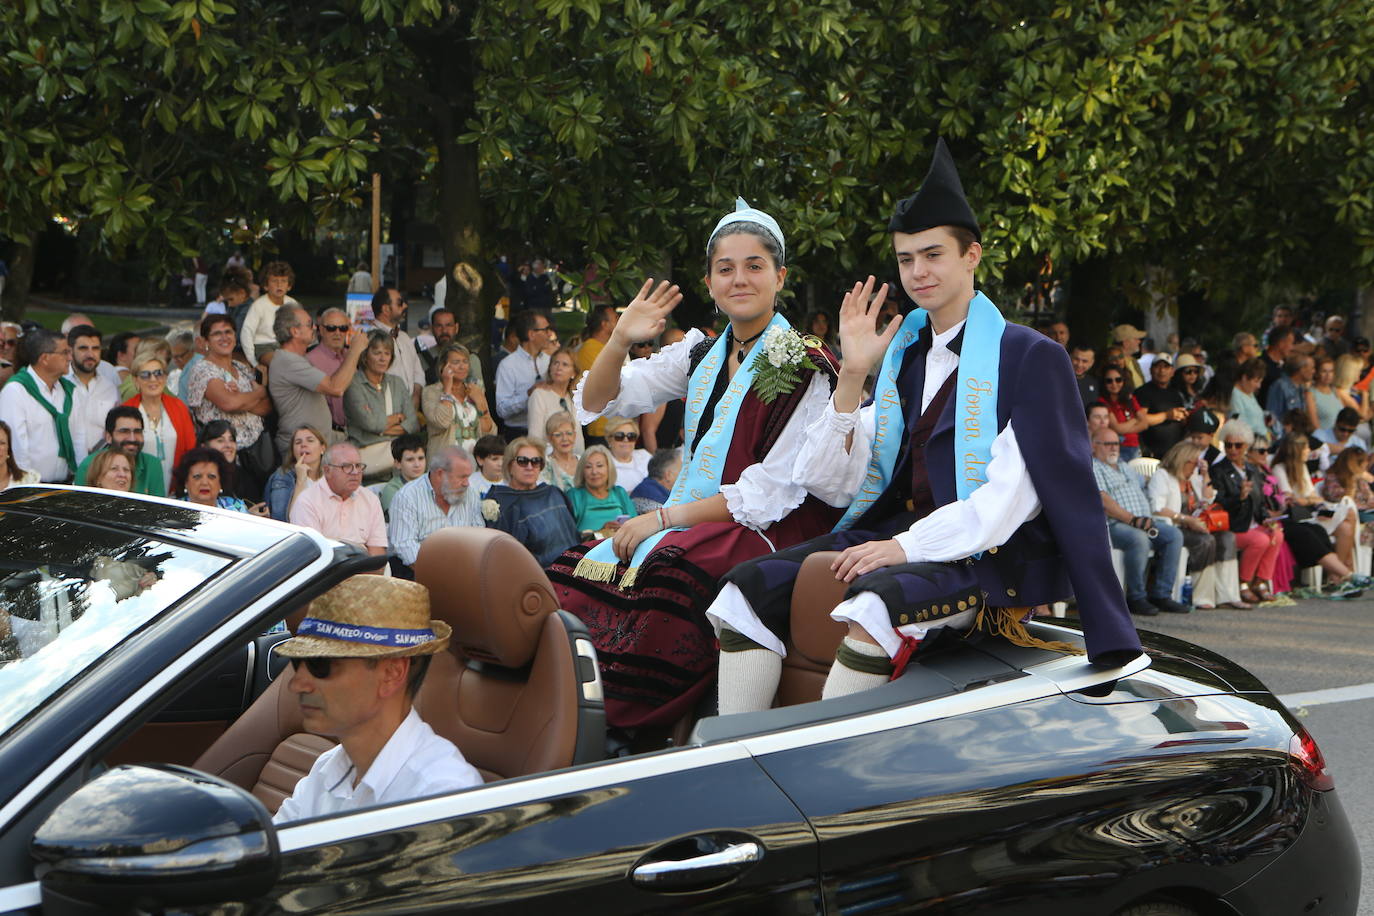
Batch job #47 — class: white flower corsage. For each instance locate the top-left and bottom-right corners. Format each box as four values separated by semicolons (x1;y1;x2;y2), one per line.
750;327;818;403
481;498;501;522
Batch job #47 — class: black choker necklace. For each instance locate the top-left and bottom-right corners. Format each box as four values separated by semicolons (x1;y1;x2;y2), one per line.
731;326;767;363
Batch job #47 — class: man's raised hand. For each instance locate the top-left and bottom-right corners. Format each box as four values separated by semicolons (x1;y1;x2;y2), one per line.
838;276;902;377
612;279;682;347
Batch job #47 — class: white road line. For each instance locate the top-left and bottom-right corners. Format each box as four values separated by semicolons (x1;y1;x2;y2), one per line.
1279;682;1374;709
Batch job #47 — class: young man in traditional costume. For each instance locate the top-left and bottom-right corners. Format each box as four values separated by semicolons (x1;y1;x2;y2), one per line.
547;200;840;729
707;140;1144;714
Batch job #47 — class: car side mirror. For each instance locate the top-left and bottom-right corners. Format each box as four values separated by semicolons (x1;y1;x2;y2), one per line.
31;764;279;915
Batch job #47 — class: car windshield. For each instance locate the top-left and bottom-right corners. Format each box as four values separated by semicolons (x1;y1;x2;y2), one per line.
0;513;230;738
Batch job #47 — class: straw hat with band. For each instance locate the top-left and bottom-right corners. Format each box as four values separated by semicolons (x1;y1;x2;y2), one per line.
276;577;451;659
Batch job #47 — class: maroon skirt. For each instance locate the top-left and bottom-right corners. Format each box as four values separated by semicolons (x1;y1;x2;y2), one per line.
546;497;840;728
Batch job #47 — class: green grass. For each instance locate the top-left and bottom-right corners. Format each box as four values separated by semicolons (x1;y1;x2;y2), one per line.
23;308;166;336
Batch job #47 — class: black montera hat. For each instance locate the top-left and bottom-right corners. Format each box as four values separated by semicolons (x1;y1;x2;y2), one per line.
888;138;981;240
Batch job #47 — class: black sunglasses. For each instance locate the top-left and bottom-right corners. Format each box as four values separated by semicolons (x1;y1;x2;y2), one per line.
292;657;344;679
514;455;545;468
1337;426;1359;434
320;323;350;333
137;369;166;380
1103;377;1124;384
610;431;639;441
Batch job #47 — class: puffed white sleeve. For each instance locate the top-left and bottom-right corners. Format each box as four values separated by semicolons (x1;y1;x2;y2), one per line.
572;330;702;425
892;423;1041;562
792;396;877;508
720;372;834;529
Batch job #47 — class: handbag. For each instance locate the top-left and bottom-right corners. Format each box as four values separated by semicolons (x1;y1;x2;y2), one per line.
1198;504;1230;533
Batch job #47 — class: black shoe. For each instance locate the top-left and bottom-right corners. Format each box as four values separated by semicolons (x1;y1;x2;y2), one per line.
1152;597;1192;614
1127;598;1160;616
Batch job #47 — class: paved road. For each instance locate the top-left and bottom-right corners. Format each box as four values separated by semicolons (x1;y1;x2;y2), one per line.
1139;596;1374;914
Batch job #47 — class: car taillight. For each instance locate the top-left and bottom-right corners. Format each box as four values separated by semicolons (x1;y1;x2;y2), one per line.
1288;727;1334;791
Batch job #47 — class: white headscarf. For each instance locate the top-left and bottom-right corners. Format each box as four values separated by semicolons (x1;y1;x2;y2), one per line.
707;197;785;262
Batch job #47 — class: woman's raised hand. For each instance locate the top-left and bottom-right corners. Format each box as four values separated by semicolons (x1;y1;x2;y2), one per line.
612;279;682;347
838;276;902;376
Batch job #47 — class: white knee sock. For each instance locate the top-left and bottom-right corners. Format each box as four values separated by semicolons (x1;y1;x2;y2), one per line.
717;642;783;716
821;636;892;700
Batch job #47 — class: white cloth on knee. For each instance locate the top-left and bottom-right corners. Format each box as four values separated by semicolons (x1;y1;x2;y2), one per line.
705;582;787;657
831;591;977;659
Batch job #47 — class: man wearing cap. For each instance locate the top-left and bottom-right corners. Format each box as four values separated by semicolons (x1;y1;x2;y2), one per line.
1132;356;1189;457
1113;324;1147;390
708;139;1142;714
273;577;481;823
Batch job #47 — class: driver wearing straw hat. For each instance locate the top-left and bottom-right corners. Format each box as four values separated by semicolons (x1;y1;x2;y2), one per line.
273;577;481;823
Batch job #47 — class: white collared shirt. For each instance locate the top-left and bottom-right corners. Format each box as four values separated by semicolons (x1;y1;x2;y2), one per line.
66;369;119;462
273;708;481;823
0;367;72;481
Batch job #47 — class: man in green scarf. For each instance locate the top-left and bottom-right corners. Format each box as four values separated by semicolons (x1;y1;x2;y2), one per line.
0;328;76;481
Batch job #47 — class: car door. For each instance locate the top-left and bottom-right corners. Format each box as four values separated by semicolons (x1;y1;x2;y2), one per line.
256;743;820;914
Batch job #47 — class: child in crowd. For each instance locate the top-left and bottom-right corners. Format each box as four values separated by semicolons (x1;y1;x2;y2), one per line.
472;434;507;497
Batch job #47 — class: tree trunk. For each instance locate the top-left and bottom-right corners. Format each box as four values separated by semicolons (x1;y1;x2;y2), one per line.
1;240;36;321
1065;255;1116;352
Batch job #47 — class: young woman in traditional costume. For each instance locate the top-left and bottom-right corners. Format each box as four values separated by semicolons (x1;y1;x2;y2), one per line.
547;200;840;729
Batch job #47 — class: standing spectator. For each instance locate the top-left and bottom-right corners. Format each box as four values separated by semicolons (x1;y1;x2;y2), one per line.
1113;324;1148;390
1147;441;1248;609
387;445;483;574
1332;354;1371;423
1097;369;1149;463
344;331;420;477
238;260;299;367
416;308;482;388
494;309;553;438
64;324;118;463
1271;435;1363;590
480;437;579;566
803;309;839;353
542;412;580;491
1211;420;1284;603
522;258;556;312
191;255;210;307
85;448;134;493
1046;320;1070;348
0;420;39;491
568;445;635;537
1228;359;1268;436
203;273;253;340
104;332;141;392
73;406;163;495
184;315;274;491
527;347;584;457
379;433;427;517
1091;429;1188;615
0;322;21;386
307;307;353;434
1310;357;1344;432
347;261;373;294
575;305;618;444
471;434;506;497
1263;304;1295;347
290;442;388;556
362;287;424;406
1070;342;1099;407
492;323;520;371
1169;353;1206;409
631;447;681;514
0;328;75;482
1231;331;1260;369
265;425;327;522
123;348;195;493
1133;356;1189;457
268;305;367;454
604;417;651;493
116;338;171;400
421;343;494;457
1258;326;1296;406
172;447;260;514
1265;354;1315;430
1321;314;1349;358
165;328;199;400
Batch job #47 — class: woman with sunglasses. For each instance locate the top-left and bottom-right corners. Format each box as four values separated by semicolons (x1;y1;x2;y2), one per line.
547;201;841;730
1096;371;1148;462
122;345;196;493
481;437;579;566
1168;354;1206;409
1211;420;1287;603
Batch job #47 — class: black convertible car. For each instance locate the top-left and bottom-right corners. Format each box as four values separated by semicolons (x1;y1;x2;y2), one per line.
0;487;1359;915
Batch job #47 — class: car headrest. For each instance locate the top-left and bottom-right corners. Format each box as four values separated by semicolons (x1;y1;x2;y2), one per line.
413;527;558;669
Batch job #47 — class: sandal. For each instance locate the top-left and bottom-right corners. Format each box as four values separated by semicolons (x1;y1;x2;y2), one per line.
1253;581;1275;602
1239;585;1261;604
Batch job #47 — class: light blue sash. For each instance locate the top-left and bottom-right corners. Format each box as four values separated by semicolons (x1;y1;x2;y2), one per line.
835;291;1005;531
574;312;792;588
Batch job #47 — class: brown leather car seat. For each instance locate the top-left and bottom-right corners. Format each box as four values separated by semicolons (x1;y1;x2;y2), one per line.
773;551;849;707
412;527;605;781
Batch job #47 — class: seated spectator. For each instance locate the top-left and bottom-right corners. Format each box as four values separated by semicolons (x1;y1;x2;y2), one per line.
0;322;21;387
74;407;164;496
1182;408;1222;466
388;445;483;574
541;412;579;491
471;434;506;497
527;347;584;457
1333;353;1370;423
1227;358;1268;438
1097;370;1151;463
481;437;579;566
272;576;480;823
1315;406;1369;459
197;419;263;503
420;343;493;457
1086;402;1111;436
1147;441;1248;609
605;417;651;493
568;445;635;537
1211;420;1285;603
1311;357;1344;432
1091;429;1188;615
184;315;273;493
172;447;261;514
0;421;39;492
290;442;387;557
268;305;366;456
1133;355;1189;457
265;426;328;522
85;447;134;493
344;331;419;477
632;447;681;515
380;434;427;517
1265;354;1316;431
1272;435;1362;587
1321;446;1374;549
104;331;141;392
124;346;195;494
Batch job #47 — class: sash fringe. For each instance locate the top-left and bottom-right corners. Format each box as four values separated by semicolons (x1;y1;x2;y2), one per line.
971;605;1085;656
619;566;640;590
572;556;620;583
